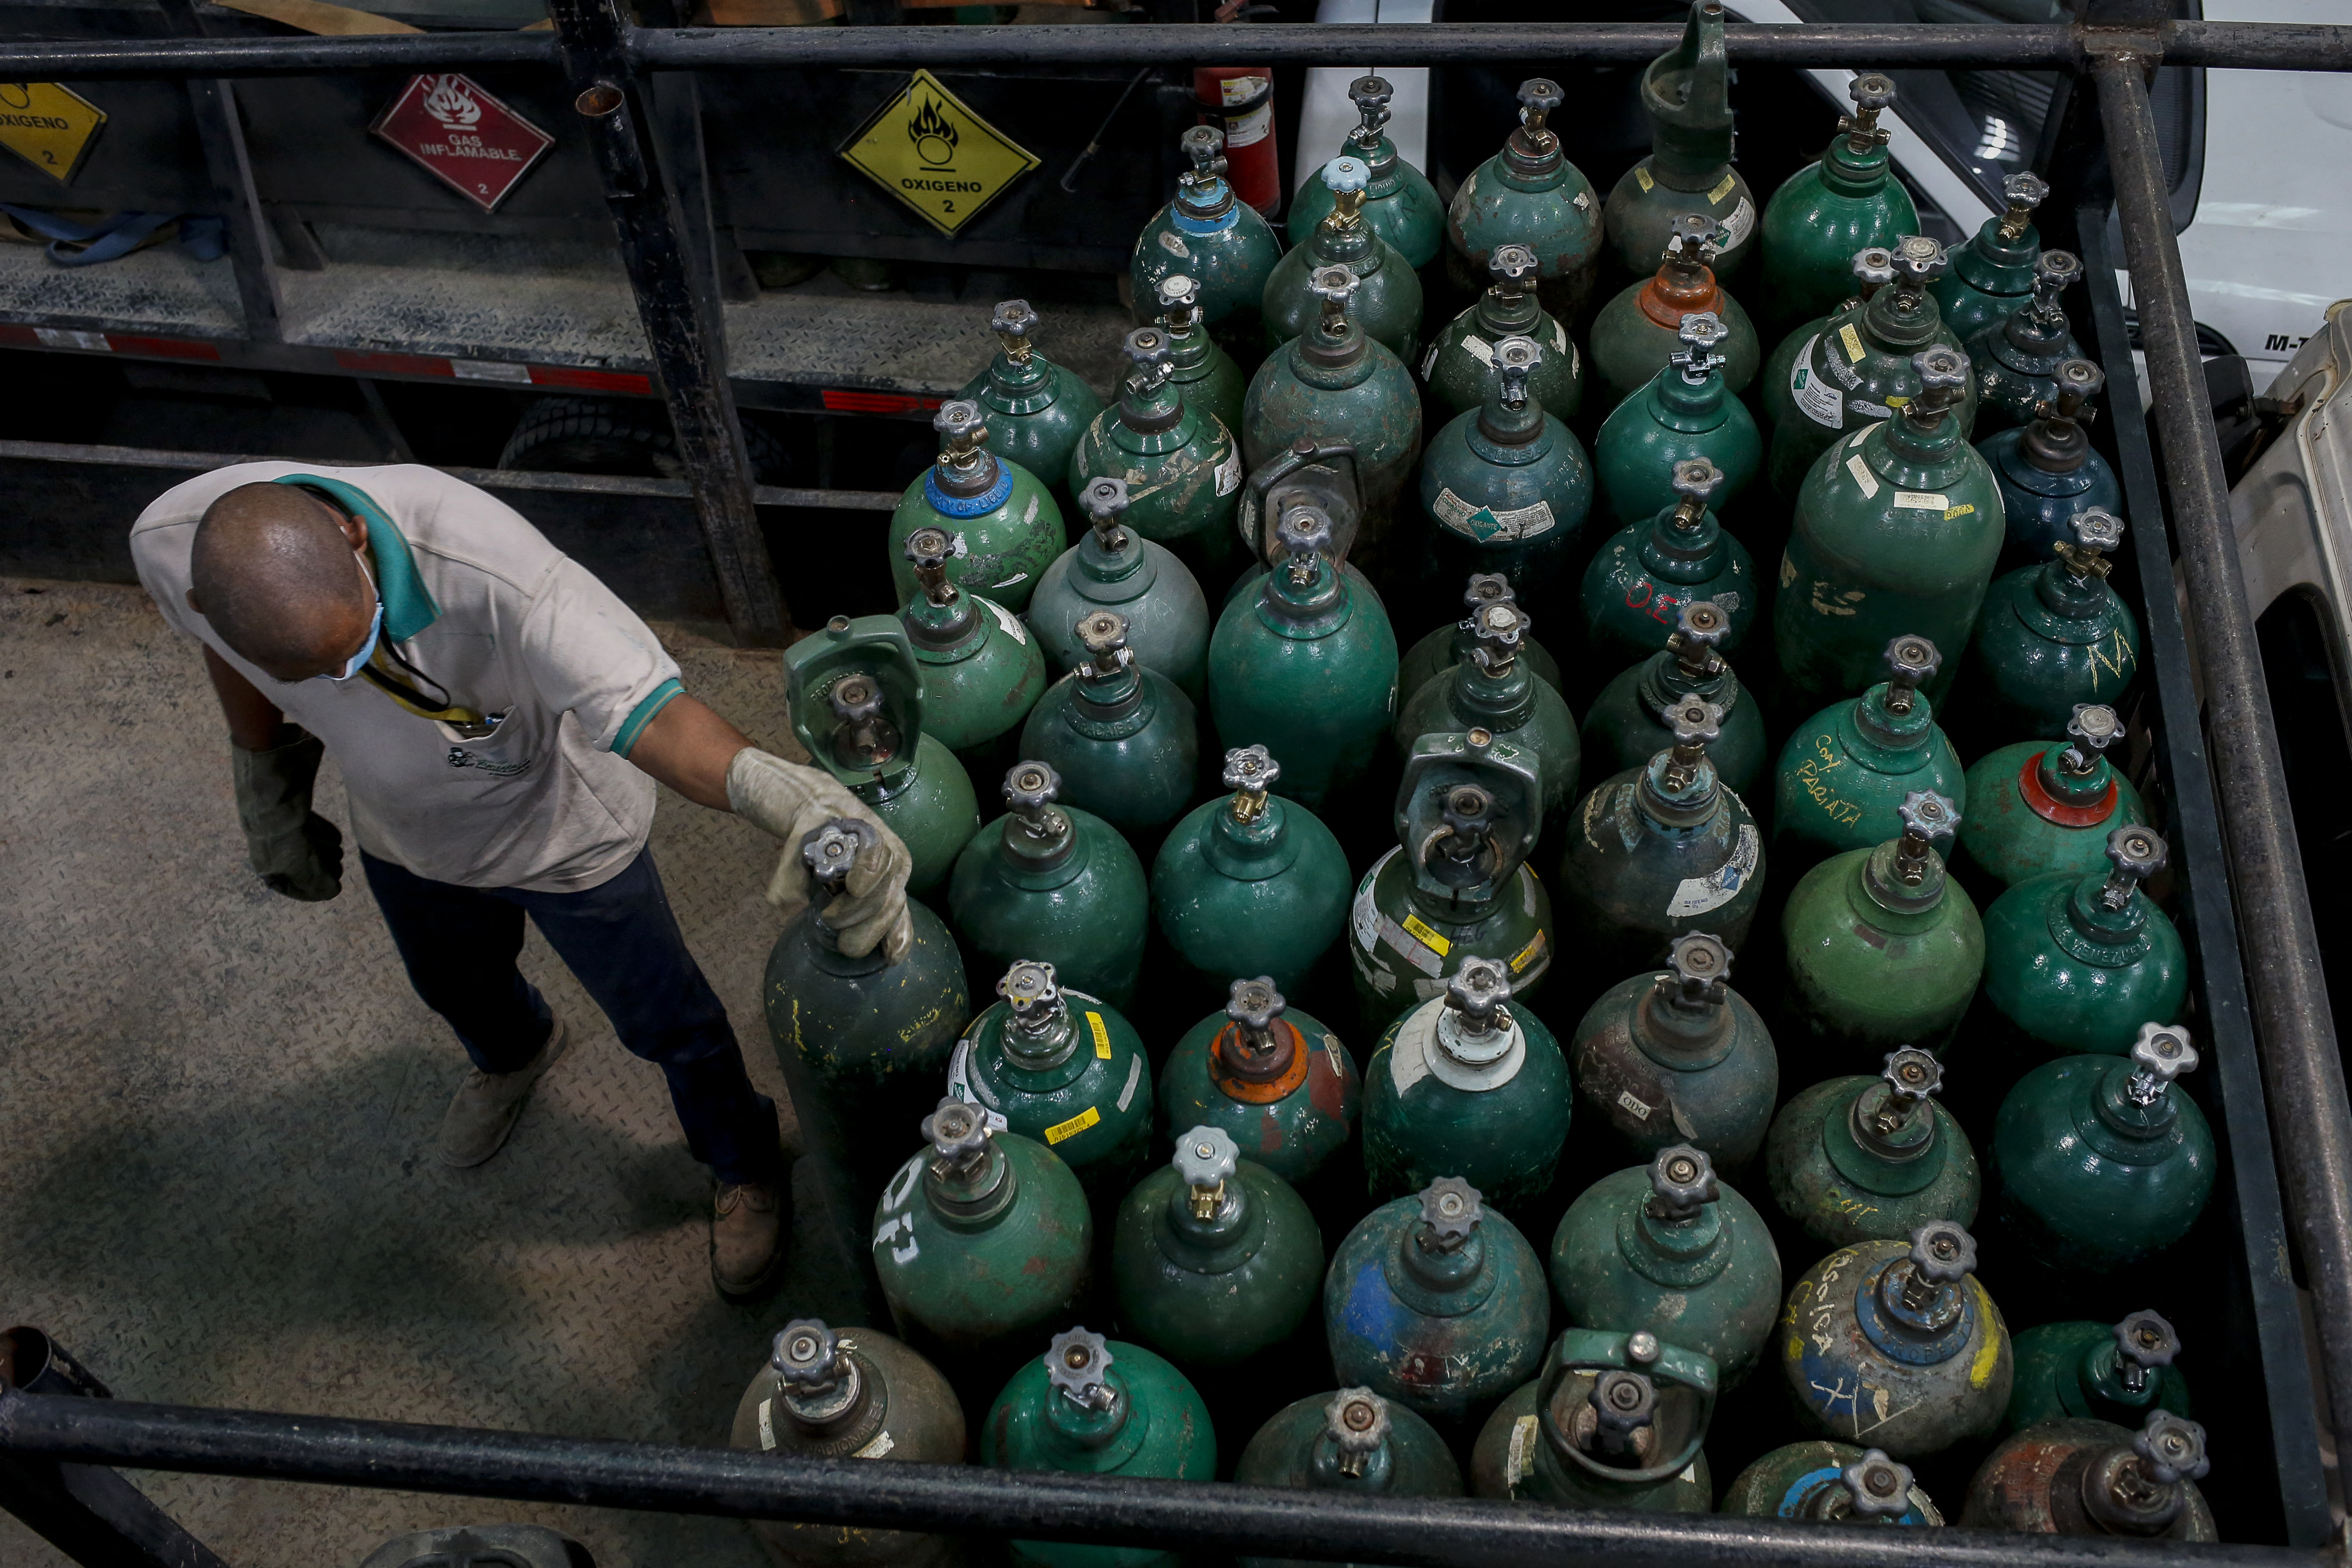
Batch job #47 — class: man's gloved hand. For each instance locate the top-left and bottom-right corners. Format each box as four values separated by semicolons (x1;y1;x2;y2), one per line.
725;748;913;962
229;726;344;901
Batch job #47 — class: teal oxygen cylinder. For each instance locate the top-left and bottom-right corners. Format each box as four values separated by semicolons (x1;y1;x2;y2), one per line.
959;299;1108;509
1017;608;1199;846
1031;476;1210;702
900;525;1047;764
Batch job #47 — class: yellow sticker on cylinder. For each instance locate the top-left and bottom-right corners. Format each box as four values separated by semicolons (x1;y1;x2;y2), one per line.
1509;930;1547;972
1635;165;1655;192
1400;913;1452;956
1044;1106;1101;1145
1708;171;1737;204
1839;323;1866;363
1086;1012;1111;1058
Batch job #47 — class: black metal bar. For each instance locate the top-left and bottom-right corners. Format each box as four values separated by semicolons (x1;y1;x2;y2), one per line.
0;1387;2323;1568
546;0;790;646
5;19;2352;80
2094;48;2352;1462
150;0;282;345
2075;211;2335;1548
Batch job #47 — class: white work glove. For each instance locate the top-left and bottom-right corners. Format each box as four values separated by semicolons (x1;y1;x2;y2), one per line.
725;748;913;963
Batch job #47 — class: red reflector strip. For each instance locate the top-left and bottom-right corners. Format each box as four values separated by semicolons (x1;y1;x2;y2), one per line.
0;325;219;359
108;334;220;360
335;349;452;377
530;365;653;395
0;324;38;347
822;389;945;415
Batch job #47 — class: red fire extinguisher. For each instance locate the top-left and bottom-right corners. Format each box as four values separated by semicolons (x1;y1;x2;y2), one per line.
1193;63;1280;218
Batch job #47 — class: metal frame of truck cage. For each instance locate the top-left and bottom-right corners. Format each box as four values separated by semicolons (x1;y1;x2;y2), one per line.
4;9;2352;1566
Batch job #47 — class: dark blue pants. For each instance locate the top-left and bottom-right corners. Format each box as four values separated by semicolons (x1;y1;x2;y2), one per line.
360;847;782;1187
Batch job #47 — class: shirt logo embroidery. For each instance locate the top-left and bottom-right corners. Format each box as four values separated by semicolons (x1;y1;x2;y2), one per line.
446;746;531;777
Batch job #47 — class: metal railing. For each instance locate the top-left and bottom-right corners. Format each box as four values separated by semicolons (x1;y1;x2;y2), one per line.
2;7;2350;1565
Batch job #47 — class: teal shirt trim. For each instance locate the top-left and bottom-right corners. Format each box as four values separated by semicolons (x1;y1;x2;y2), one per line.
614;678;684;757
271;474;441;641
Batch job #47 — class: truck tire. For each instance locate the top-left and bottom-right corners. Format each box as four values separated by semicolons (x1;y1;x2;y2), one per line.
498;396;789;485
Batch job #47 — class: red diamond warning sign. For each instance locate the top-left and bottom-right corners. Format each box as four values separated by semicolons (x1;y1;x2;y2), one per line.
370;75;554;214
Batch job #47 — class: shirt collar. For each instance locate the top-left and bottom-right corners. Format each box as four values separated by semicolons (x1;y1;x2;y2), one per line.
270;474;440;642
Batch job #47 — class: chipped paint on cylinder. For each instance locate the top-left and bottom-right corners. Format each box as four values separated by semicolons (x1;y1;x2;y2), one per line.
1361;998;1572;1209
1955;741;2150;892
1233;1389;1463;1568
1569;967;1779;1172
1158;1004;1360;1185
1323;1185;1550;1424
1557;765;1765;985
949;795;1151;1012
888;456;1065;616
903;593;1049;758
1776;1236;2012;1459
1469;1329;1719;1511
1581;653;1767;802
961;352;1107;505
872;1131;1093;1359
950;987;1155;1196
2004;1319;2194;1436
1981;424;2125;560
1580;507;1757;667
1151;793;1352;1003
1765;1072;1981;1251
1772;684;1967;864
1718;1439;1944;1525
1017;667;1200;843
1780;847;1984;1061
1110;1144;1327;1369
1958;1418;2216;1539
1962;561;2142;743
1415;399;1594;604
1980;868;2187;1056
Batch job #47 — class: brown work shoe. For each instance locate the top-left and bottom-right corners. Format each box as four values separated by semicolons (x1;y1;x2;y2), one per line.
711;1179;787;1301
436;1015;569;1169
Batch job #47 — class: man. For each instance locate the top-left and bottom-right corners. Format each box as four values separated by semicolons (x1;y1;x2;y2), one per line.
130;462;911;1300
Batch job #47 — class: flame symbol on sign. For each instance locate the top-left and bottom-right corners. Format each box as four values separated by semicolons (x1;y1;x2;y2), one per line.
424;75;483;130
908;96;958;168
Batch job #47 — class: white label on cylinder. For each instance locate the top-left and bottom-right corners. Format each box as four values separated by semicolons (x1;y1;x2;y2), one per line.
1892;491;1951;511
1420;341;1441;379
757;1398;776;1451
986;598;1027;645
1666;823;1761;916
1505;1414;1540;1491
1117;1051;1144;1113
1792;336;1842;428
1158;230;1190;259
853;1430;896;1460
1718;195;1755;249
1458;333;1494;368
1214;442;1242;496
1844;455;1881;498
1224;100;1273;149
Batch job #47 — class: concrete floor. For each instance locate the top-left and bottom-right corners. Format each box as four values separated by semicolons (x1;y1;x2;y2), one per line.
0;575;834;1568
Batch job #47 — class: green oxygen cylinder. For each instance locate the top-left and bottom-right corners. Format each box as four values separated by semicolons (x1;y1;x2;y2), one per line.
1590;216;1759;411
1960;509;2142;744
762;820;970;1189
1961;1411;2216;1540
1720;1443;1942;1525
1265;154;1424;363
1582;600;1766;800
1765;236;1978;501
1160;977;1360;1186
1416;333;1593;605
728;1319;968;1568
1032;476;1210;702
1967;251;2089;435
1446;78;1605;323
1582;456;1756;665
959;299;1108;508
1423;245;1584;424
1288;75;1446;271
1323;1176;1552;1426
1776;345;2004;711
1932;172;2052;346
1017;609;1198;846
1348;729;1554;1034
1233;1388;1462;1568
1570;934;1779;1174
1152;274;1248;444
1593;313;1763;531
1764;1047;1982;1251
1773;634;1967;868
1068;326;1241;555
1241;263;1424;565
1362;960;1573;1210
1982;359;2124;558
1756;74;1919;335
1604;0;1754;282
1992;1024;2216;1271
1557;697;1765;983
1398;573;1563;714
1471;1329;1718;1511
1208;500;1400;813
1131;125;1281;335
1776;1221;2012;1459
900;526;1047;762
888;400;1065;615
1111;1124;1326;1369
2003;1310;2191;1436
981;1328;1216;1568
1550;1145;1783;1387
1151;747;1351;1002
1781;790;1985;1060
1981;825;2187;1056
1956;705;2150;892
785;614;981;897
1393;598;1581;831
873;1100;1092;1370
947;960;1154;1197
949;760;1150;1010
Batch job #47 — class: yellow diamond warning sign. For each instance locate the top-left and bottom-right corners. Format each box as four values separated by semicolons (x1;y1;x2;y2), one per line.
839;70;1038;237
0;83;106;186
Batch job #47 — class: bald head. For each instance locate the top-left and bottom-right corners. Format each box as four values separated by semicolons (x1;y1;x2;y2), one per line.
189;483;374;680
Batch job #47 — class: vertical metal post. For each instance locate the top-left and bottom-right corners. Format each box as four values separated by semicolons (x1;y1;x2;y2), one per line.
2094;50;2352;1452
152;0;282;342
545;0;791;646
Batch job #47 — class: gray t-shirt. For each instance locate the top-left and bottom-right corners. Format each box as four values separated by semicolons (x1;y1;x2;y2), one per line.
132;461;684;894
